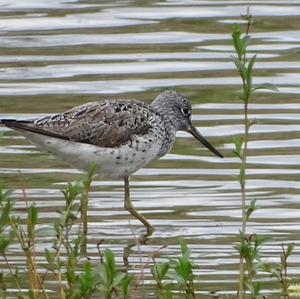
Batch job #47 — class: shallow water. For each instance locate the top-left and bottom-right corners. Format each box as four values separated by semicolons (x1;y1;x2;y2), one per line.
0;0;300;297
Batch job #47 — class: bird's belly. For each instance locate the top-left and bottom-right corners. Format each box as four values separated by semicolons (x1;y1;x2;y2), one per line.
20;130;160;179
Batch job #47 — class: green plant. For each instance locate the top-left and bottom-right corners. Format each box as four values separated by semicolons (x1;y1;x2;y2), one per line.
235;232;269;299
0;169;137;299
8;191;49;298
0;185;15;256
120;274;134;299
44;173;89;298
97;249;134;299
263;243;295;299
72;262;98;299
79;164;96;255
168;239;195;299
0;185;20;296
152;262;173;299
231;10;277;299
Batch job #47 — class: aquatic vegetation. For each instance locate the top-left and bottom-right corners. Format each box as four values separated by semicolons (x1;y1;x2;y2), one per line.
263;243;296;299
0;177;197;299
231;9;278;299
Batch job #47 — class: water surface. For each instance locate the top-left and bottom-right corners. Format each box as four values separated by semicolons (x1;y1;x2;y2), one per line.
0;0;300;297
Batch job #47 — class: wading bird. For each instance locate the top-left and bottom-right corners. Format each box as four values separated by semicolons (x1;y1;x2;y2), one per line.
0;90;223;235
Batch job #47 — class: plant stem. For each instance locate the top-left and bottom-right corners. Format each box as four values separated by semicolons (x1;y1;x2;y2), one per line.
9;220;36;296
237;13;252;299
3;254;24;296
80;187;89;255
53;234;66;299
241;100;249;234
80;166;95;255
281;244;290;299
20;185;40;296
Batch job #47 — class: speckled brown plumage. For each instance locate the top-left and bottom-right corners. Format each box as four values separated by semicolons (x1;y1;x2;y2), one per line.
3;100;156;148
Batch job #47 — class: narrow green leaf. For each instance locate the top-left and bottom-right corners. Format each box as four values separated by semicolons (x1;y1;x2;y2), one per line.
0;200;13;231
233;136;244;159
180;238;190;259
261;262;272;273
231;56;247;79
112;272;125;288
0;237;11;254
45;248;53;262
1;189;13;204
160;262;170;279
97;263;109;286
246;55;256;80
153;262;170;281
253;281;262;296
232;25;242;57
254;235;270;248
79;262;95;297
287;243;295;257
29;204;38;227
245;55;256;98
240;35;251;55
246;281;262;298
167;270;185;284
104;249;116;278
54;222;61;238
246;199;259;221
252;83;278;92
177;257;192;281
120;274;134;299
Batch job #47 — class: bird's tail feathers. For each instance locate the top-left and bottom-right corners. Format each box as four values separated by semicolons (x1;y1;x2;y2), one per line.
0;119;31;129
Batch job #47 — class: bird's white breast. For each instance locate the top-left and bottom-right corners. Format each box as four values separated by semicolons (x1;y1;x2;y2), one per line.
19;129;161;179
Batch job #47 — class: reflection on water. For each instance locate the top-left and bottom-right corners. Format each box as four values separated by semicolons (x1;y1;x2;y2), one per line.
1;0;300;297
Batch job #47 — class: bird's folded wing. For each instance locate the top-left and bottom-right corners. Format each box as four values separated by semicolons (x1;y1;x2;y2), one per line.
1;100;153;148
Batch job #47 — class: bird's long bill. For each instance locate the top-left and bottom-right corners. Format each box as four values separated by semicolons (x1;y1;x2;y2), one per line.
188;125;224;158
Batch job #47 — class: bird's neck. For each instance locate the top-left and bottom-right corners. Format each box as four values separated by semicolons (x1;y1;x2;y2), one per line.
152;107;177;157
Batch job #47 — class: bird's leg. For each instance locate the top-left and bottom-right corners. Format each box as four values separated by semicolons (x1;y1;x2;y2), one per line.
124;176;154;235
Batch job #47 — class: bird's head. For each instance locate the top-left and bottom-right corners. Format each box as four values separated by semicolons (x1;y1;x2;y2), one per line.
152;90;223;158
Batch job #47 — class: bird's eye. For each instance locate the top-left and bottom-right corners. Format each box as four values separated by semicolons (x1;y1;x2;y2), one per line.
181;107;190;116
